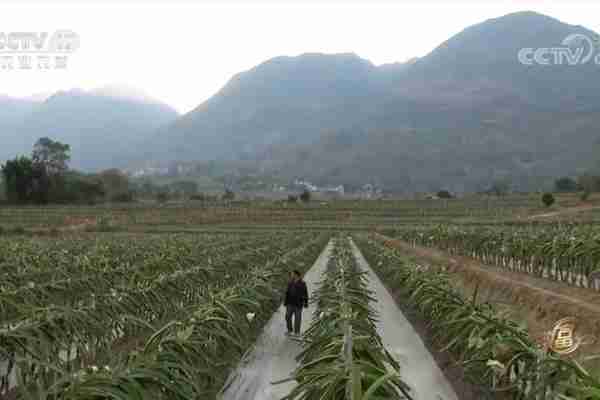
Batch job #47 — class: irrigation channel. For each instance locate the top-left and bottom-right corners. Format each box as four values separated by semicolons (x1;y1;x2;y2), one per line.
219;238;458;400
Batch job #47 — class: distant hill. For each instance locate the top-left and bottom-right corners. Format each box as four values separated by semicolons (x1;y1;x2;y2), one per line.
0;87;179;171
0;96;42;161
145;52;384;161
143;11;600;193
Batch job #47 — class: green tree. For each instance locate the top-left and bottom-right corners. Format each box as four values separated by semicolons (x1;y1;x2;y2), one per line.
488;180;510;196
581;190;591;201
31;137;71;202
300;189;311;203
1;156;35;203
577;174;600;193
32;137;70;175
169;180;198;198
222;189;235;201
62;172;106;204
99;169;132;202
156;192;169;204
554;177;579;192
436;190;453;199
542;192;555;207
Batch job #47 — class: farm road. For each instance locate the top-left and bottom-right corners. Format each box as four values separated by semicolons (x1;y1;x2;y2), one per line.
220;238;457;400
218;240;332;400
350;239;458;400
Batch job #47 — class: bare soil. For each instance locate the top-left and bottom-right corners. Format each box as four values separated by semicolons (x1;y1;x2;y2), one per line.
528;204;600;219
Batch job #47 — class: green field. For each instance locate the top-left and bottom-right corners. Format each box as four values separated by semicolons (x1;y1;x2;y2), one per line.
0;194;599;399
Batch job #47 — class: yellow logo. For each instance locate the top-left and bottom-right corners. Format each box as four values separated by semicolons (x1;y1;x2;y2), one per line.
549;317;578;355
544;317;595;356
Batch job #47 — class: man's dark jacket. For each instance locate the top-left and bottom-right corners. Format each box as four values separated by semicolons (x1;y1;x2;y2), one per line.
284;279;308;308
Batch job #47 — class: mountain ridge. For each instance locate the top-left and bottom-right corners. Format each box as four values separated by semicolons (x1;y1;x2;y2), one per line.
140;10;600;192
0;86;179;171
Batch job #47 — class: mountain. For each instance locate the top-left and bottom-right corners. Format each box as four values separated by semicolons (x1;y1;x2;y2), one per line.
90;84;163;104
0;87;179;171
144;10;600;193
0;96;41;161
145;52;384;161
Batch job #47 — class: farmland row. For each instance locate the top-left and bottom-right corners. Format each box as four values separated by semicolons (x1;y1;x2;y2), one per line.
282;236;413;399
393;224;600;289
0;233;276;321
0;196;548;229
354;234;600;399
2;232;330;399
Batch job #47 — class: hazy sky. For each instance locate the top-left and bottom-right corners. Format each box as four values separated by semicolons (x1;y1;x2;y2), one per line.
1;0;599;113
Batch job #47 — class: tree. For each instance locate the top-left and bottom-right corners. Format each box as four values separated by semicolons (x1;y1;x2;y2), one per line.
542;192;555;207
436;190;453;199
487;180;510;196
32;137;70;175
222;189;235;201
1;156;35;203
62;173;106;204
287;194;298;203
554;177;579;193
581;190;591;201
156;192;169;204
99;169;132;202
190;192;207;201
169;180;198;198
577;174;600;193
31;137;71;203
300;189;311;203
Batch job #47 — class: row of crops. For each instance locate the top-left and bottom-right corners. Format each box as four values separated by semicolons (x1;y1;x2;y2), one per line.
281;236;414;400
0;195;547;230
355;234;600;399
392;224;600;289
0;231;329;399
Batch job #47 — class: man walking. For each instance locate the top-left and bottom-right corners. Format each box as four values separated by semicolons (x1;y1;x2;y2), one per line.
284;269;308;336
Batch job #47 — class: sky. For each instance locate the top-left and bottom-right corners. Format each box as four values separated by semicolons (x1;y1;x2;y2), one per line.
1;0;599;113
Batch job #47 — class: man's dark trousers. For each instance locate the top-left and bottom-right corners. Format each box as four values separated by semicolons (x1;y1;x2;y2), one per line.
286;305;302;334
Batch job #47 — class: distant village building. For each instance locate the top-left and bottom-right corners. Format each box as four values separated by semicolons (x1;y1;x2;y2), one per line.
294;179;318;192
320;185;345;195
360;183;383;199
130;166;169;178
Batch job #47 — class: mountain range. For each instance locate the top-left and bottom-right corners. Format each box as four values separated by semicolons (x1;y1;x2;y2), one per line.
3;11;600;193
0;87;179;171
141;11;600;192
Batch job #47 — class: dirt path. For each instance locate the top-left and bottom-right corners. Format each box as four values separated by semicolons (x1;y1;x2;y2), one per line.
218;240;332;400
350;240;458;400
381;237;600;313
376;235;600;345
528;204;600;219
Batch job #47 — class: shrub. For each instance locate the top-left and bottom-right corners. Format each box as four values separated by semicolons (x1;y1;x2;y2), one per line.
222;189;235;201
581;190;591;202
190;193;206;201
542;192;555;207
110;192;135;203
554;177;579;193
437;190;453;199
287;195;298;203
156;192;169;204
300;189;311;203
